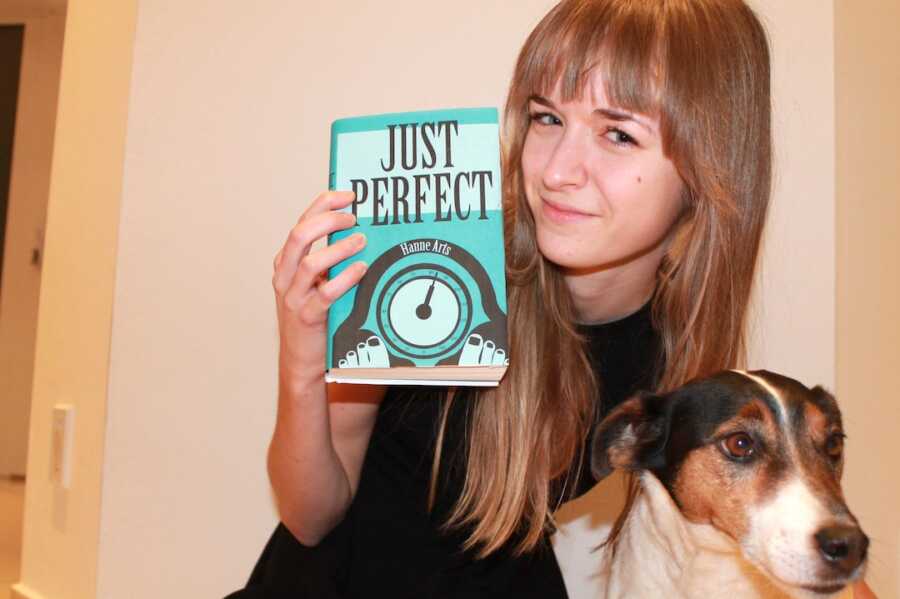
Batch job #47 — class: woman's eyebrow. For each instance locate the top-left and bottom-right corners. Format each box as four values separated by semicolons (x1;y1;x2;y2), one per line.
528;95;656;136
527;95;556;109
593;107;654;135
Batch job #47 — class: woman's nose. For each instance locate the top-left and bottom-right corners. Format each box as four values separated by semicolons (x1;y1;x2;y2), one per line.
542;130;588;191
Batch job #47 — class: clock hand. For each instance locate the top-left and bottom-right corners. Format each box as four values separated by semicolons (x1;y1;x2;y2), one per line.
423;272;438;306
415;272;439;320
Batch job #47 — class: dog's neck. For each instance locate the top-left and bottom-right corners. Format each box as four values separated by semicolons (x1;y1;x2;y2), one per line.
600;473;849;599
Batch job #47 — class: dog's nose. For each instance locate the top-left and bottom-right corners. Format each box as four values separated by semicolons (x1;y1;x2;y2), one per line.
814;525;869;575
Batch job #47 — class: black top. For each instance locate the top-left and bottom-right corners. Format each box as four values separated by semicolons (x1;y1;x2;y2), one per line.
227;303;659;599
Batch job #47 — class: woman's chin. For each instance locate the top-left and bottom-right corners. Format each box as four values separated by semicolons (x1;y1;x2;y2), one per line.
536;240;605;271
532;225;614;268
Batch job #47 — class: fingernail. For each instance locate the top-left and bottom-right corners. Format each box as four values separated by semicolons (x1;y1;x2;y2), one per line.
354;233;366;246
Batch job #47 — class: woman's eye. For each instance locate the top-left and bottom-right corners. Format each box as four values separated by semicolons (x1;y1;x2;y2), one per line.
529;111;560;127
604;127;636;146
720;432;757;461
825;433;845;461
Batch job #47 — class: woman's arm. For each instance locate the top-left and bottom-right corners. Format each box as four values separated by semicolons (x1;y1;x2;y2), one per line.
267;382;384;545
266;190;381;545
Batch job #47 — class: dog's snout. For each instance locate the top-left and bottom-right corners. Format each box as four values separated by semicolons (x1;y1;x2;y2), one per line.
814;525;868;574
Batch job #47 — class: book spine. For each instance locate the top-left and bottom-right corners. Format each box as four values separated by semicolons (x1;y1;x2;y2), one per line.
325;121;340;369
328;120;338;192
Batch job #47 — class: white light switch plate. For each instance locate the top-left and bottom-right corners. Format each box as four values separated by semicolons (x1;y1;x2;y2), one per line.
51;404;75;488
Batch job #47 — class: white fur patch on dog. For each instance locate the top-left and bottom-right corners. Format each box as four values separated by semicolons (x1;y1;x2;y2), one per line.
742;476;845;595
732;370;790;423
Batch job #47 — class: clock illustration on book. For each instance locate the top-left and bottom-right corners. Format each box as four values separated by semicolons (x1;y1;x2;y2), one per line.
331;238;507;368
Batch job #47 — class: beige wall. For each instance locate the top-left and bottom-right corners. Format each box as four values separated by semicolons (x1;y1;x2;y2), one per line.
835;1;900;597
747;0;836;386
0;8;65;476
12;0;137;598
14;0;898;598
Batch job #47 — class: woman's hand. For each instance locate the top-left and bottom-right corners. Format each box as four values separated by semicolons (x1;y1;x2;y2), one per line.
272;190;367;390
267;190;374;545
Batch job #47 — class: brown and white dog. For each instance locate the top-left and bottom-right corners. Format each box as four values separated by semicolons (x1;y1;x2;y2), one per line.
587;370;867;598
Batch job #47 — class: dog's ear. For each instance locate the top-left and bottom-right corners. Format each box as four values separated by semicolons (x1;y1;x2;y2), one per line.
590;392;671;482
810;385;841;414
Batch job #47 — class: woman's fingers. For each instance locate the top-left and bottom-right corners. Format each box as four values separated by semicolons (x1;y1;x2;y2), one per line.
273;210;357;294
309;261;369;315
272;190;364;330
300;190;356;223
283;233;367;310
272;191;356;290
295;261;368;328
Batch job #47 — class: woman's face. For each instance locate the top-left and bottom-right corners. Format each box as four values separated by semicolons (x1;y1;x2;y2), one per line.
521;69;686;273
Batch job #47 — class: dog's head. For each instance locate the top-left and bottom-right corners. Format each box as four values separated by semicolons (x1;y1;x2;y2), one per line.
591;369;867;595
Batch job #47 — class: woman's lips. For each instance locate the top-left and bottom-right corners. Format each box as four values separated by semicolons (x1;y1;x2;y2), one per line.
541;197;595;223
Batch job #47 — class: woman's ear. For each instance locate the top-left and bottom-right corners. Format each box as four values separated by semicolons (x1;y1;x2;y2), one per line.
590;392;671;482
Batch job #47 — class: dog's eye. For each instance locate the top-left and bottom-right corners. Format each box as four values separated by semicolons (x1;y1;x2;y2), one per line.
721;432;756;461
825;432;845;460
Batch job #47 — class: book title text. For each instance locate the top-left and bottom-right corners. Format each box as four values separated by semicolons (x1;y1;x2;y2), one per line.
350;120;495;226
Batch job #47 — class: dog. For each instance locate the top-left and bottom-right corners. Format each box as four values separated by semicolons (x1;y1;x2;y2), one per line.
588;370;868;598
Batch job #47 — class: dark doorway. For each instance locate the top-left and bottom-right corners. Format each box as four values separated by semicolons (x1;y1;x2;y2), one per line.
0;25;24;294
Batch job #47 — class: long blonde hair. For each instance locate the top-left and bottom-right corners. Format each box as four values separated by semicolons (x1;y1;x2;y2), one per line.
430;0;772;557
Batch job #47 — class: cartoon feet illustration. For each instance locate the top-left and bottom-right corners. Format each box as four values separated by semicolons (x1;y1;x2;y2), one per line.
457;334;508;366
338;336;391;368
337;334;507;368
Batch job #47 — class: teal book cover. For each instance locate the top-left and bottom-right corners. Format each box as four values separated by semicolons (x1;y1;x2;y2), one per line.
325;107;508;386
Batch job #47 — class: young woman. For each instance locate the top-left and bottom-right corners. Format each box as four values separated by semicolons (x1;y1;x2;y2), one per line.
229;1;873;597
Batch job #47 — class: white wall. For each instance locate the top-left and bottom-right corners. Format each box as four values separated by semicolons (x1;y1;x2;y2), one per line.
0;5;66;477
17;0;898;598
835;1;900;597
747;0;836;386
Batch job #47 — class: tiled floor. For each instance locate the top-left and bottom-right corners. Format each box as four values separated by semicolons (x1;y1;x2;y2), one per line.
0;477;24;599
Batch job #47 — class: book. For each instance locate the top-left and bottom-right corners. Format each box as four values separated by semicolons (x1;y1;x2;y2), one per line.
325;107;508;386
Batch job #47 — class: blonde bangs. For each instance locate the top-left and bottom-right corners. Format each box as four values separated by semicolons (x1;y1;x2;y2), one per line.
511;0;664;126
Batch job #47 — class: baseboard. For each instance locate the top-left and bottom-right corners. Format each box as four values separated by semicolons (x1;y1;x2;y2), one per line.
10;582;45;599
